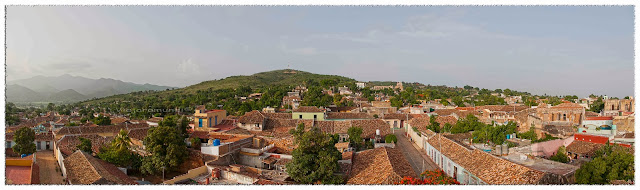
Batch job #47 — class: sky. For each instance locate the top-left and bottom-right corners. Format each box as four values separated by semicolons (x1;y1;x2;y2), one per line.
6;6;634;98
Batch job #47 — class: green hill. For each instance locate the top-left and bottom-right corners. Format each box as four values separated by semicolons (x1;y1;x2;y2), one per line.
82;69;356;105
175;69;354;94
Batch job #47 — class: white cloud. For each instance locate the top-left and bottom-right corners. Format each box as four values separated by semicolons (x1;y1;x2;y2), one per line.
177;58;200;74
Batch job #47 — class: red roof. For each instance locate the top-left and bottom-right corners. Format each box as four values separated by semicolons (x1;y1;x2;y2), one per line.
456;107;476;111
205;109;225;113
584;116;613;121
5;165;33;184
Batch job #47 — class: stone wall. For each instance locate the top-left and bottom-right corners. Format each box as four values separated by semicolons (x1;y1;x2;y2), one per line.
604;99;634;112
613;115;635;132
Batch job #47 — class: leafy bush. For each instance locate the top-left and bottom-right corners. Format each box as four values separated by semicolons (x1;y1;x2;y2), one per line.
385;134;397;143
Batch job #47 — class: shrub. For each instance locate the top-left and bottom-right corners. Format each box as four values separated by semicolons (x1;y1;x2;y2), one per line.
385;134;398;143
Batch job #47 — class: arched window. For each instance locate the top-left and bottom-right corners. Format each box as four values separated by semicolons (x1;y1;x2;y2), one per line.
563;114;567;121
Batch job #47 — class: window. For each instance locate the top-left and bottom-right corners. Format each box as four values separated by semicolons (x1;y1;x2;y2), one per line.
314;115;317;119
215;116;218;125
453;166;458;179
299;115;303;119
208;118;212;127
198;118;203;127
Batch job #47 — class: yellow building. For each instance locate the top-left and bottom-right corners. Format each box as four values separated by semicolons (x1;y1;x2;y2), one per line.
194;105;227;131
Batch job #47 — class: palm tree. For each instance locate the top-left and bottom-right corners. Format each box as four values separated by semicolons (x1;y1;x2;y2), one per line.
112;129;131;151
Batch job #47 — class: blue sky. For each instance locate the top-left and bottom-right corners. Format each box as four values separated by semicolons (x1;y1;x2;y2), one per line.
6;6;634;98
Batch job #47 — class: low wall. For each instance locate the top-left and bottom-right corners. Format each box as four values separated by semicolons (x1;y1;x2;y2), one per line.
6;159;32;166
406;126;425;149
221;170;258;184
515;137;574;157
163;166;208;184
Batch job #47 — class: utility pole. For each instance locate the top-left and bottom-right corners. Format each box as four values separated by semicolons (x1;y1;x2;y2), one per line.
162;166;166;182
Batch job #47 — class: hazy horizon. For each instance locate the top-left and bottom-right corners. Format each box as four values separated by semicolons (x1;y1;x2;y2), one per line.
7;6;634;98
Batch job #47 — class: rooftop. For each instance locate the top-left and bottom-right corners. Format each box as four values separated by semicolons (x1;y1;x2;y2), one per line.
5;165;33;184
347;147;416;184
427;134;545;184
292;106;325;113
502;153;578;176
63;151;137;184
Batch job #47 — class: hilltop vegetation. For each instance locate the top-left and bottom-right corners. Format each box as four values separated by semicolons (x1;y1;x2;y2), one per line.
79;70;356;118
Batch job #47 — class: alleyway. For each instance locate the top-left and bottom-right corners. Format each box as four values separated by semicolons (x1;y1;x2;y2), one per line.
393;130;438;176
36;151;65;184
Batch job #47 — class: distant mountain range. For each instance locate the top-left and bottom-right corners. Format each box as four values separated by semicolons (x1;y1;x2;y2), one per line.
6;74;174;103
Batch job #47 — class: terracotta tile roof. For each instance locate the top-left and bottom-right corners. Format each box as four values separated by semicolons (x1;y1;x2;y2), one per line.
585;111;600;117
238;110;266;124
110;117;129;125
330;106;358;112
408;115;457;133
54;123;149;139
274;158;292;166
436;116;458;126
254;179;289;185
147;117;163;123
347;147;416;184
427;134;545;184
585;116;613;121
35;132;53;141
552;103;584;109
204;109;225;113
566;140;604;156
63;151;136;184
326;112;374;119
189;130;210;140
5;131;53;141
292;106;324;113
342;151;353;160
345;120;391;138
335;142;350;149
455;110;482;118
433;109;457;116
262;112;292;119
382;113;411;120
127;127;150;141
56;134;113;157
477;105;529;113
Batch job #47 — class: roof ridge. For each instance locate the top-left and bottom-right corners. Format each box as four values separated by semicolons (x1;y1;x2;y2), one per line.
77;151;103;184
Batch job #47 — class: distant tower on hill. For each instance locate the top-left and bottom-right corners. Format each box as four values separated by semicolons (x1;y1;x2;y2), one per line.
395;82;404;91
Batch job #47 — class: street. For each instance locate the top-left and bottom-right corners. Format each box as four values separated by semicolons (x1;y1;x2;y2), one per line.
393;130;438;176
35;151;65;184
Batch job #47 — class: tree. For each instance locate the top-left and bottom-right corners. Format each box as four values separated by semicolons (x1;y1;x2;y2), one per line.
440;99;450;106
347;127;363;151
12;127;36;155
575;143;634;184
112;129;131;151
426;115;441;133
77;137;93;154
140;125;189;175
589;97;605;113
190;137;201;150
385;134;397;143
47;103;55;111
92;114;112;125
549;146;569;163
451;114;484;134
98;130;140;169
286;123;344;184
